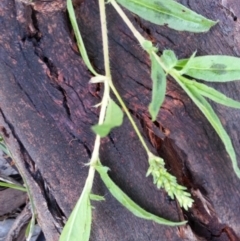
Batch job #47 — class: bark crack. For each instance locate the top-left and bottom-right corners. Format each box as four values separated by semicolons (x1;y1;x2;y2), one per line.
129;107;239;240
0;109;36;174
0;109;65;234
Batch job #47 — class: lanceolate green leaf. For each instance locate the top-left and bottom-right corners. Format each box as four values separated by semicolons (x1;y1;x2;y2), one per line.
178;51;197;75
173;74;240;178
183;79;240;109
115;0;217;32
149;53;166;121
95;163;187;226
60;180;92;241
176;56;240;81
21;179;36;241
161;50;178;72
90;194;105;201
67;0;98;76
0;181;26;192
92;99;124;137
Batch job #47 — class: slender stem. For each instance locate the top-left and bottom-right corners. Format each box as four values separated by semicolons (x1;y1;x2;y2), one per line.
106;0;153;155
110;1;168;72
98;0;112;124
92;0;151;161
110;0;145;45
89;0;111;165
152;51;168;72
100;0;111;79
109;83;150;154
109;0;152;154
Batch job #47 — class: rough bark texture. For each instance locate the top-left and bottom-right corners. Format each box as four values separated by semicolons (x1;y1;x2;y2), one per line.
0;0;240;240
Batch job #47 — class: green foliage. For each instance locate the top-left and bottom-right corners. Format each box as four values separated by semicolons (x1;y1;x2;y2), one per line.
176;56;240;81
178;51;197;75
95;162;187;226
0;137;26;192
116;0;217;32
161;50;178;72
172;74;240;178
59;176;92;241
0;181;26;192
60;0;240;240
147;153;193;210
148;53;166;121
92;99;124;137
182;79;240;109
90;194;105;201
66;0;98;76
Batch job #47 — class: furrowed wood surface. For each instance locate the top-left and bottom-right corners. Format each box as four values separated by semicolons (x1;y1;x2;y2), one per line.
0;0;240;240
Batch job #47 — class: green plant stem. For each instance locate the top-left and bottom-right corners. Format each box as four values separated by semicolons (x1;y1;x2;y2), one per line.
110;0;169;72
110;0;145;45
97;0;151;155
100;0;111;79
107;0;156;154
87;6;112;209
89;0;111;167
152;52;168;72
67;0;99;76
109;83;150;154
111;0;240;186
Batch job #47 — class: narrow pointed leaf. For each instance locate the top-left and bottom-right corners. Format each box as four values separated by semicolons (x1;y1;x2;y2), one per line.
95;163;187;226
176;56;240;81
90;194;105;201
92;99;124;137
161;50;178;72
25;220;32;240
184;79;240;108
177;51;197;75
23;181;36;241
149;53;167;121
173;74;240;178
60;181;92;241
25;213;36;241
0;181;26;192
116;0;217;32
67;0;98;76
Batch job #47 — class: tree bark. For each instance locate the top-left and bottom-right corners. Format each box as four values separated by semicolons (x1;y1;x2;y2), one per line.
0;0;240;240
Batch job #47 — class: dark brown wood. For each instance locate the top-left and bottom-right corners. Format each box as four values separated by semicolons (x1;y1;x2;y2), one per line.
6;203;31;241
0;0;240;240
0;188;26;216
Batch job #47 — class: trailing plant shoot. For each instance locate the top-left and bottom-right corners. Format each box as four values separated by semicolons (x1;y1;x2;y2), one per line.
59;0;240;240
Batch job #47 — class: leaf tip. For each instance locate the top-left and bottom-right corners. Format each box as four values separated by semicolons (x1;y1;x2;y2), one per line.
148;104;157;122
